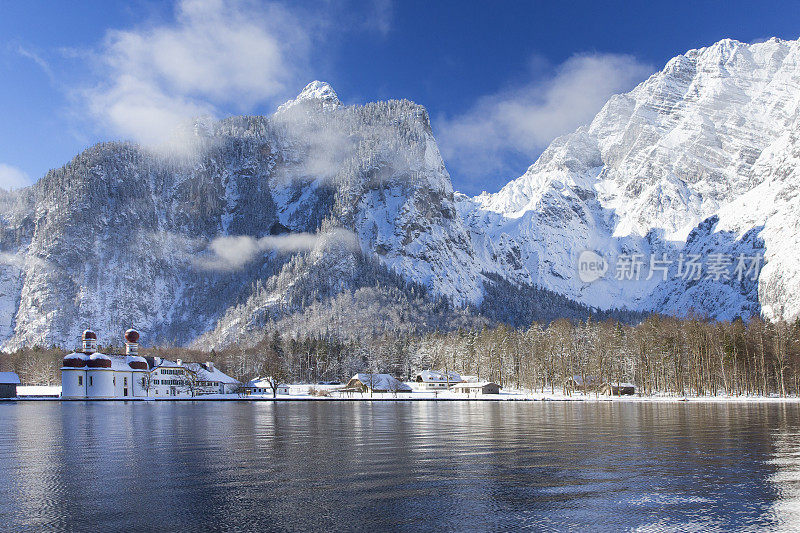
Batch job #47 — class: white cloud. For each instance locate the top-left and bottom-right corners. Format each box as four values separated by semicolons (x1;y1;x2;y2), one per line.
194;228;359;271
16;45;55;81
437;53;654;185
84;0;310;148
0;164;33;191
366;0;393;36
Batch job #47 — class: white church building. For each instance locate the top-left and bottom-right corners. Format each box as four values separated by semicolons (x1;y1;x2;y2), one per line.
61;329;239;399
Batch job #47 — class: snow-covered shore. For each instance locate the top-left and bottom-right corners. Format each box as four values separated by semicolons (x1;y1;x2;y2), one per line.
7;385;800;403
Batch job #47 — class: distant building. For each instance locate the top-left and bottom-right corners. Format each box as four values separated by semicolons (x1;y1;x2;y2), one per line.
62;329;149;399
564;375;601;394
413;370;462;390
148;360;240;397
0;372;20;398
244;377;289;396
346;374;412;393
600;382;636;396
61;329;239;399
451;382;501;395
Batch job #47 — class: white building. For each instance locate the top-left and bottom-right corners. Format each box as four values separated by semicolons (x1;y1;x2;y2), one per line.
244;377;290;396
412;370;462;391
61;329;239;399
451;382;501;395
148;359;240;397
62;329;149;399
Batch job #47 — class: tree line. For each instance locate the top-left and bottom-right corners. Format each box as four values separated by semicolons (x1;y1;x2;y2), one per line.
2;315;798;397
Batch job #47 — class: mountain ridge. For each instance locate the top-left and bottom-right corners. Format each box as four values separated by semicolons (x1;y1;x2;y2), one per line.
1;36;798;350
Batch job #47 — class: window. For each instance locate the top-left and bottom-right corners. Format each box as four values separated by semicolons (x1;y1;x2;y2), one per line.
89;376;93;387
78;375;83;386
124;377;128;386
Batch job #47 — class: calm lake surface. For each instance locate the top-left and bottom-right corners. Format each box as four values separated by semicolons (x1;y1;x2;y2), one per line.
1;401;800;532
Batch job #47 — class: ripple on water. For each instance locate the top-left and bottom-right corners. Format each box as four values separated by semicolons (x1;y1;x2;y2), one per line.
0;401;797;532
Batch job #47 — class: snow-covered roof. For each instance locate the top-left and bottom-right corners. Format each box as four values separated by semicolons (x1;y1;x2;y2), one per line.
350;373;412;391
0;372;20;384
151;359;238;383
185;362;240;384
102;355;148;371
415;370;462;383
568;375;601;386
245;377;287;388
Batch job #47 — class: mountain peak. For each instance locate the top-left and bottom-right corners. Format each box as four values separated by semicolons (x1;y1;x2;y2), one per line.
277;81;341;113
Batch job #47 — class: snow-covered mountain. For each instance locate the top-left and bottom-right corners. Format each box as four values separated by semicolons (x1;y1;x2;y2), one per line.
1;37;799;350
0;82;491;349
461;37;800;322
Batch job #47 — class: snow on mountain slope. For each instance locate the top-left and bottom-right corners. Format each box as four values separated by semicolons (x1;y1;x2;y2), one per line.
463;37;800;321
0;82;486;349
3;35;800;352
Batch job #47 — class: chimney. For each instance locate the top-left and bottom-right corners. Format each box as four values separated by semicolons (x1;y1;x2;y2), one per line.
124;329;140;356
176;359;183;367
206;361;214;371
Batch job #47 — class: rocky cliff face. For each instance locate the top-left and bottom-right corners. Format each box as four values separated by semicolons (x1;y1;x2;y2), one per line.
462;37;800;321
2;37;800;350
0;83;487;349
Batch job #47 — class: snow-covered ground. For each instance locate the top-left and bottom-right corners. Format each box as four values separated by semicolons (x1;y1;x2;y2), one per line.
16;385;61;397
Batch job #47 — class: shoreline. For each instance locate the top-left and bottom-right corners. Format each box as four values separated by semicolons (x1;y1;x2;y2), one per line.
5;394;800;403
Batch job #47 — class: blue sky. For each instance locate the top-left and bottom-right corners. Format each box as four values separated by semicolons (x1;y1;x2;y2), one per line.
1;0;799;195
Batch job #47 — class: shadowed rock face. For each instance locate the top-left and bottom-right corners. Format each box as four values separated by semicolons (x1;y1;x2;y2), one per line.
3;37;800;351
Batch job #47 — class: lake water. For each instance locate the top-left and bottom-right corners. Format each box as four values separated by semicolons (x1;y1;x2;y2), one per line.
1;401;800;532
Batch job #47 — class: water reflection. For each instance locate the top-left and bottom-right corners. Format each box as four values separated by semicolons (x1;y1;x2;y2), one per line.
0;401;798;531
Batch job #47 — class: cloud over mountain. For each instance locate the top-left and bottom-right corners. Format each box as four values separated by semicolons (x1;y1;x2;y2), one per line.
437;53;653;190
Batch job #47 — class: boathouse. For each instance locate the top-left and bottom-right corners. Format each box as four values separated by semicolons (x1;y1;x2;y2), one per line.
0;372;20;398
451;381;501;395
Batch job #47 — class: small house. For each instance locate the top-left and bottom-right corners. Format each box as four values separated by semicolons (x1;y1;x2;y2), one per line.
564;375;601;394
451;381;500;395
413;370;462;390
0;372;20;398
244;377;289;396
600;382;636;396
346;374;412;393
244;377;274;395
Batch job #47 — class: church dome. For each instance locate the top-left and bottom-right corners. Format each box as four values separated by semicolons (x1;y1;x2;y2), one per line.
124;329;140;343
126;355;148;370
63;352;89;368
87;353;112;368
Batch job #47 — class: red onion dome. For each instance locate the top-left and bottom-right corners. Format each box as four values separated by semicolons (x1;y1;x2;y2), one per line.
63;352;89;368
124;329;140;343
87;353;112;368
126;355;148;370
82;329;97;341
